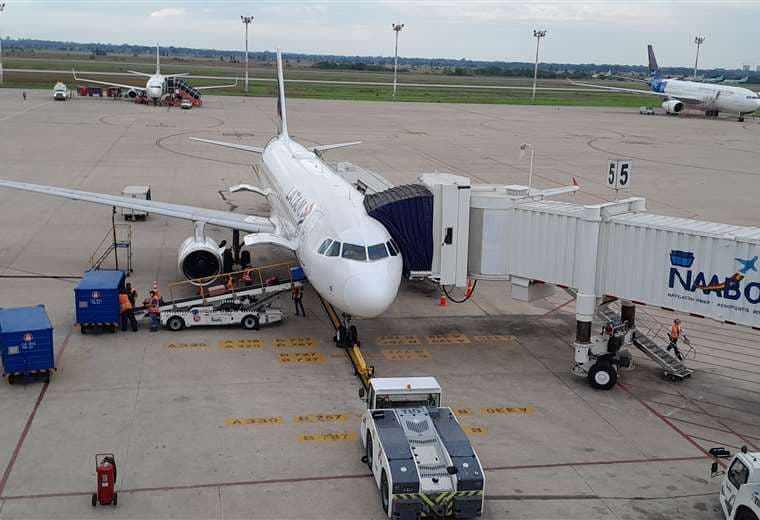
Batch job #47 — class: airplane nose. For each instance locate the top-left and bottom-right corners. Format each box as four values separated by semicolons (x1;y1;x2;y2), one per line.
343;274;398;318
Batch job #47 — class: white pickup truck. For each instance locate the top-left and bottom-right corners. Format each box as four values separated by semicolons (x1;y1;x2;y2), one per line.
711;446;760;520
360;377;485;519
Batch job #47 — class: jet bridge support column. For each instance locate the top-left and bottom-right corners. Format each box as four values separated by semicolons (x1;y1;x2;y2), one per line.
621;300;635;328
574;205;603;345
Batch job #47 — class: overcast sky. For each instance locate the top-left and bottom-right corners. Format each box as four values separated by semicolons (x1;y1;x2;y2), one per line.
2;1;758;68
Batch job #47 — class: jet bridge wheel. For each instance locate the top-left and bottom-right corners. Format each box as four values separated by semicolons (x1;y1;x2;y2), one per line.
588;360;617;390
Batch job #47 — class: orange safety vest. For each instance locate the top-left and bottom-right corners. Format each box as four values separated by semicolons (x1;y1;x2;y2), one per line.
147;297;160;315
119;294;132;313
242;268;253;282
226;276;234;290
292;286;301;300
670;323;681;340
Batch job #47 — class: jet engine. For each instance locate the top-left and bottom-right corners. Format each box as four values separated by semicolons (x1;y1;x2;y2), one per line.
661;100;684;114
177;236;224;284
126;89;139;99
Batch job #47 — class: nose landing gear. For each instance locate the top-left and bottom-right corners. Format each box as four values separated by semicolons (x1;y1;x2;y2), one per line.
335;314;358;348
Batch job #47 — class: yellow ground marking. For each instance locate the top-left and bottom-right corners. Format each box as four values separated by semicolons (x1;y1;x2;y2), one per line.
278;352;325;364
383;349;431;361
225;416;284;426
453;408;473;416
463;426;489;436
164;342;208;349
426;334;471;345
480;406;535;415
473;335;517;343
298;432;357;443
294;413;349;423
273;337;318;348
376;335;421;346
218;339;263;349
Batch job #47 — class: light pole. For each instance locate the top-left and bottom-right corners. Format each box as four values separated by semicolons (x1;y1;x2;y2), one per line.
693;35;705;80
531;29;547;102
241;15;253;94
0;3;6;87
392;23;404;98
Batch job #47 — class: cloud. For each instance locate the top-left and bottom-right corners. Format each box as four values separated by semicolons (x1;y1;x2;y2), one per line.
150;8;186;18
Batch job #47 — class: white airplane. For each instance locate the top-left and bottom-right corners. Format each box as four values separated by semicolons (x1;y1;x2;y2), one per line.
72;44;238;105
0;50;400;343
571;45;760;121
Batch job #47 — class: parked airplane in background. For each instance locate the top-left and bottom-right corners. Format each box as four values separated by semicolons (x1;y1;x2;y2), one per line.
73;44;237;104
0;50;399;343
571;45;760;121
723;76;749;85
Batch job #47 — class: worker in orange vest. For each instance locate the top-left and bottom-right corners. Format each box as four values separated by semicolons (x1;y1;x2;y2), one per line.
242;266;254;287
119;290;138;332
147;290;161;332
292;285;305;317
667;318;685;361
226;274;235;291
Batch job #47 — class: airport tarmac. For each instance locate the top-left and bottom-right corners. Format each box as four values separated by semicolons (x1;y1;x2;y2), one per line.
0;89;758;519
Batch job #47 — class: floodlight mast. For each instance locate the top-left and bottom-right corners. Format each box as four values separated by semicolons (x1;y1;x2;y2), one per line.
0;3;6;87
392;23;404;98
241;15;254;94
693;35;705;80
531;29;547;102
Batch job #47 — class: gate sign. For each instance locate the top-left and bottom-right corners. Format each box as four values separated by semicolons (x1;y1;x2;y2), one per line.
606;160;633;190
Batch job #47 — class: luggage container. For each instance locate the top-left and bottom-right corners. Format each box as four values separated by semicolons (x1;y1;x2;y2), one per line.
289;265;306;282
75;271;125;333
0;305;55;384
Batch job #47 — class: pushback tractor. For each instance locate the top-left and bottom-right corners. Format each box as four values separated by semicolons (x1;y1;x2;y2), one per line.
710;446;760;520
360;377;485;519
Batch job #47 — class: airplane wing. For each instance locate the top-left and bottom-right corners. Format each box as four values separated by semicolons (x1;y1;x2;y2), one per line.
72;70;145;93
194;78;239;91
162;73;191;79
126;70;155;78
0;180;275;234
189;137;265;154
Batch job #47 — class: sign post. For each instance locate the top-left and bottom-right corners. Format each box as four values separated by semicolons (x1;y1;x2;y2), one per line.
606;159;633;200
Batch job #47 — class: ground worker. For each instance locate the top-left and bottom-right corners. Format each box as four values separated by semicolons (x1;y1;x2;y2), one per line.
119;290;138;332
667;318;686;361
226;274;235;291
242;266;254;287
22;91;27;101
292;285;305;317
147;290;161;332
125;282;138;307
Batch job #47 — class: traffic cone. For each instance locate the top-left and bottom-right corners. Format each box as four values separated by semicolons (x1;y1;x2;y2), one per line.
439;291;448;307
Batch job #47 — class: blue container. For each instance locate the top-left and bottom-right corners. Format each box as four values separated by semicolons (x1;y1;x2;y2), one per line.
0;305;55;377
74;270;125;327
290;265;306;282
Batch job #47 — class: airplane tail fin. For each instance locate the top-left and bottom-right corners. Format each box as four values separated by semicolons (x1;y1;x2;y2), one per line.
156;43;161;74
275;49;289;139
647;44;660;77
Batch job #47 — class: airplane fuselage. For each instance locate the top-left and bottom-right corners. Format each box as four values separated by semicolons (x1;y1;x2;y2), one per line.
651;77;760;115
145;74;166;100
258;137;403;318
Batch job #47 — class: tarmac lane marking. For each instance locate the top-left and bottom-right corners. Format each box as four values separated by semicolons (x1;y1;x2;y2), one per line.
453;408;473;416
463;426;489;436
426;334;471;345
376;335;421;346
473;335;517;344
298;432;357;443
274;337;318;348
294;413;350;423
480;406;535;416
382;349;431;361
277;352;325;364
225;416;284;427
164;342;208;350
218;339;263;349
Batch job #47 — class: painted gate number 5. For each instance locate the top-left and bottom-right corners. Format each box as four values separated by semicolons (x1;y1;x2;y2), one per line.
619;163;629;186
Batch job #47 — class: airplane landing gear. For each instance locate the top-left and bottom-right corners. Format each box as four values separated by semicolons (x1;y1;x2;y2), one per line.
335;314;358;348
738;114;745;122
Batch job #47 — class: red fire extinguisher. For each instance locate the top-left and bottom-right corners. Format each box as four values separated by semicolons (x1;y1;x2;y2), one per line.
91;453;118;507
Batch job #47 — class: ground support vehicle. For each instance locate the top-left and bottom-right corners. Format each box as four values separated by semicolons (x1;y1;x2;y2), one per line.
360;377;485;519
711;447;760;520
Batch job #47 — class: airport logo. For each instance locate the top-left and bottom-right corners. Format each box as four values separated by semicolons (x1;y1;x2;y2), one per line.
668;250;760;311
23;333;33;342
650;78;667;93
91;291;101;299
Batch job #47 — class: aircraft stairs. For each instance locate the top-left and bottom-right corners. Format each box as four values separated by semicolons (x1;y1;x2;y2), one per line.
166;77;202;107
597;305;693;382
89;224;133;275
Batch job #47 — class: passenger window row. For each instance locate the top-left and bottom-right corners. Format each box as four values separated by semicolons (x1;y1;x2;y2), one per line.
317;238;400;262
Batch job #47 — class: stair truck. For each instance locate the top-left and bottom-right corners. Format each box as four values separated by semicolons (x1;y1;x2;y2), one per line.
360;377;485;519
710;446;760;520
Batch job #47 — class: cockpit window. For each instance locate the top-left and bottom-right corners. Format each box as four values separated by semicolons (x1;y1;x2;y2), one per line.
368;243;389;261
326;241;341;257
342;243;367;261
387;239;400;256
318;239;332;255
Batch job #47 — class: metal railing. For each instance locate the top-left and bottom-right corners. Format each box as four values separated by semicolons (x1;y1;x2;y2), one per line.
89;224;132;272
